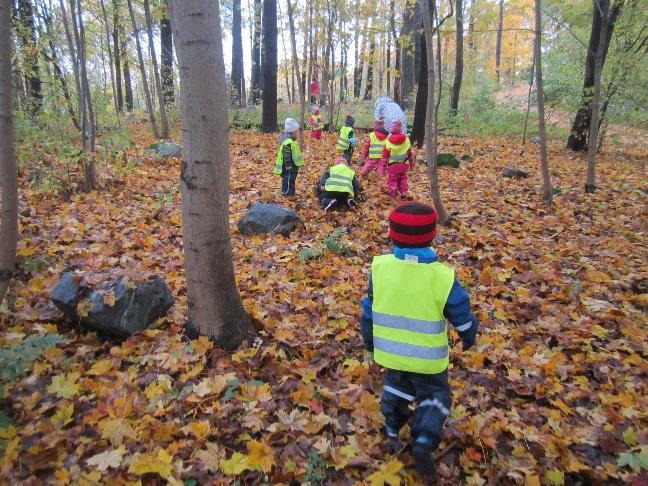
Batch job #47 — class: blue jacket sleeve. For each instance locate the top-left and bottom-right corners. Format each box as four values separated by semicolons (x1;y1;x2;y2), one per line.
359;274;374;351
444;279;478;341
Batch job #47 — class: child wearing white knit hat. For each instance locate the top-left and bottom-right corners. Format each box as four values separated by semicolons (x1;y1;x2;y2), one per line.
273;118;304;197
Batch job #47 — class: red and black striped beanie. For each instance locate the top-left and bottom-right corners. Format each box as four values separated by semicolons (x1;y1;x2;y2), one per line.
389;201;438;247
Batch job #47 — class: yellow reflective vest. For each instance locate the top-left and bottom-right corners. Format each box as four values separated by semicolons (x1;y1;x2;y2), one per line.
371;254;455;374
324;164;356;197
368;132;387;159
336;126;353;151
274;138;304;175
385;138;411;164
309;114;323;130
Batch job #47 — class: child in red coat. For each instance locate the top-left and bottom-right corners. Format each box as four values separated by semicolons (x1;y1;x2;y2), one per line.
382;120;414;198
361;118;389;177
308;106;324;140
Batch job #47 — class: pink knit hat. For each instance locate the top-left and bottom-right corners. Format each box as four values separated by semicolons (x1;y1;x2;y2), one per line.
334;156;347;165
390;120;403;134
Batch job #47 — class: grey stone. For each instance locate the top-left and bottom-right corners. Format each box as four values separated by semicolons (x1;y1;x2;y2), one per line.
147;141;182;158
502;167;529;178
531;136;541;144
237;203;302;236
50;272;174;338
437;153;462;168
460;154;474;162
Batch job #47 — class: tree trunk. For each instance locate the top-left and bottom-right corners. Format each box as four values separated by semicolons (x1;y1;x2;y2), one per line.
468;0;475;48
400;0;418;105
99;0;119;114
0;0;17;305
522;51;535;144
262;0;278;132
566;0;621;152
16;0;43;115
411;32;427;147
449;0;463;115
59;0;84;133
123;54;134;111
250;0;262;104
168;0;255;349
495;0;504;83
112;0;124;112
160;0;174;105
586;0;610;193
231;0;244;106
534;0;553;204
365;36;375;100
389;0;400;102
422;0;449;223
127;0;160;137
144;0;169;138
287;0;304;147
353;24;360;98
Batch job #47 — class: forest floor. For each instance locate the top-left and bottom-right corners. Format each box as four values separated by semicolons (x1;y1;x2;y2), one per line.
2;127;647;485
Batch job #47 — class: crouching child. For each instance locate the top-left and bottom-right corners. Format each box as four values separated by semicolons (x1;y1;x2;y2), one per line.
359;201;479;477
315;157;362;211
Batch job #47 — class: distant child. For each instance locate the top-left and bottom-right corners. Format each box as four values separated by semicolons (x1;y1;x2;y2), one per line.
308;106;324;140
274;118;304;197
315;156;362;211
382;120;414;198
361;118;389;177
336;114;356;162
359;201;479;477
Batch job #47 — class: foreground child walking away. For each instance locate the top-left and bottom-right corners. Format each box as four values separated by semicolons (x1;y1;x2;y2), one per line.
361;118;389;177
274;118;304;197
308;106;324;140
336;114;356;162
359;202;479;477
315;156;362;211
382;120;414;198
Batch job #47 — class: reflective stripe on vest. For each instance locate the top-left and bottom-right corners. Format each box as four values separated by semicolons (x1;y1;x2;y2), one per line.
371;254;455;374
385;138;411;164
310;114;323;130
368;132;387;159
337;126;353;151
274;138;304;174
324;164;355;196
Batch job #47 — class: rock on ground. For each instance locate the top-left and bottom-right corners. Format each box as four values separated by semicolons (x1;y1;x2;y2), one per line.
237;203;302;236
502;167;530;178
146;141;182;158
437;153;462;168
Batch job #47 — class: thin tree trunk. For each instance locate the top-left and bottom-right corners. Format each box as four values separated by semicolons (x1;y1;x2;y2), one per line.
306;2;314;104
231;0;244;106
353;22;360;98
400;0;418;105
365;36;375;100
250;0;262;104
449;0;463;115
0;0;17;304
522;51;535;144
495;0;504;83
168;0;255;348
422;0;449;223
144;0;169;138
127;0;160;137
411;32;427;147
112;0;123;112
99;0;118;114
16;0;43;115
261;0;277;131
123;54;134;111
586;0;610;193
287;0;304;147
59;0;84;135
160;0;174;105
389;0;400;102
534;0;553;204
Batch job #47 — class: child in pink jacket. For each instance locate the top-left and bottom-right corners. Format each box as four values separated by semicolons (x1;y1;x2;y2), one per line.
381;120;415;198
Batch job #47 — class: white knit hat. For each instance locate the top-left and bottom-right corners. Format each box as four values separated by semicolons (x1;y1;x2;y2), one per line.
284;118;299;133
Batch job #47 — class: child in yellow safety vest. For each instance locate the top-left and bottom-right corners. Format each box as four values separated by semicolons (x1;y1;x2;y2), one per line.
382;120;415;198
308;106;324;140
315;157;362;211
336;114;356;162
359;202;479;478
274;118;304;197
361;118;389;177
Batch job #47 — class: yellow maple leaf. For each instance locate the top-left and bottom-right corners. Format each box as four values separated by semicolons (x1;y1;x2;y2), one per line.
128;448;173;477
219;451;250;475
100;418;137;446
52;403;74;427
47;372;81;399
87;446;125;472
246;440;275;473
367;458;403;486
182;420;211;440
87;359;114;376
144;376;172;400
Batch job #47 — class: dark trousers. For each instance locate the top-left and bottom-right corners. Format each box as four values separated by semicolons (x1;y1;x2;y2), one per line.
342;147;354;162
381;369;452;451
318;190;350;209
281;168;299;196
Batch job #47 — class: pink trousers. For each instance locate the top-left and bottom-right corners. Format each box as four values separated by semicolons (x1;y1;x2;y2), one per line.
386;163;409;198
311;129;322;140
361;158;387;177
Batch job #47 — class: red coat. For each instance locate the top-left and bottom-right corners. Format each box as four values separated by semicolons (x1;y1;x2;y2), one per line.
381;133;415;169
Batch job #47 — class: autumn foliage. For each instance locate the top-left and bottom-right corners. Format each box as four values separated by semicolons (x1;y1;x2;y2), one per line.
1;128;647;484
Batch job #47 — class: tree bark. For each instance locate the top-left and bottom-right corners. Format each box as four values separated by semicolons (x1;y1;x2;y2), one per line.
411;32;427;147
534;0;553;204
389;0;400;102
168;0;255;349
123;54;134;111
112;0;124;112
99;0;119;114
143;0;169;138
262;0;278;132
231;0;244;106
250;0;262;104
365;36;375;100
422;0;449;224
566;0;621;152
160;0;174;105
287;0;304;147
495;0;504;83
522;51;535;144
127;0;160;137
0;0;17;305
400;0;419;105
449;0;463;115
59;0;84;133
16;0;43;115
